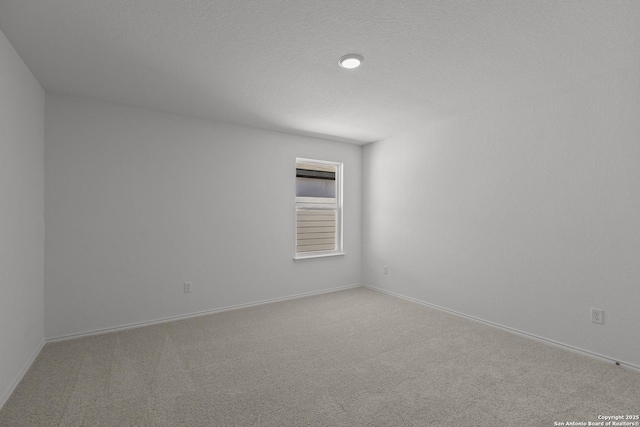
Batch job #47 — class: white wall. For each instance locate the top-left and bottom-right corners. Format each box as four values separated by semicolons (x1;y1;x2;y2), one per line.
363;60;640;368
44;94;362;339
0;30;45;406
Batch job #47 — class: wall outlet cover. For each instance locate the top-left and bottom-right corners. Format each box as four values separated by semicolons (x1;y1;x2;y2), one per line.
591;308;603;324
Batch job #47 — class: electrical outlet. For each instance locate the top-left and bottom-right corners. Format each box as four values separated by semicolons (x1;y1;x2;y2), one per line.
591;308;603;324
383;265;388;275
184;282;192;293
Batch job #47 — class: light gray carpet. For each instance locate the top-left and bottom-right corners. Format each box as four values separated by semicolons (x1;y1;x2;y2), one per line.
1;287;638;426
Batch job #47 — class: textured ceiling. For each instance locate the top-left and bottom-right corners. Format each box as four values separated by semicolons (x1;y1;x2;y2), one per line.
0;1;638;144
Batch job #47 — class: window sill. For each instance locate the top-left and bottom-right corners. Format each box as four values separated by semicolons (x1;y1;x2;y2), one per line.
293;252;346;261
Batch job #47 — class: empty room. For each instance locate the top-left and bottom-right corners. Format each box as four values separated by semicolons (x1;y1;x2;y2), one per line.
1;1;639;426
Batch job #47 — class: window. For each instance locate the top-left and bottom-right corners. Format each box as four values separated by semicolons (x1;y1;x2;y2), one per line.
295;158;344;259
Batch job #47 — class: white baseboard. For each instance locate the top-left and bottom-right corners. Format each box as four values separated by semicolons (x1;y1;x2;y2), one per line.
0;339;45;411
47;284;364;342
364;284;640;374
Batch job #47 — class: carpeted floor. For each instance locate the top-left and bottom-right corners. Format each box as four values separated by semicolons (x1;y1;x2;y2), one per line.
1;287;638;426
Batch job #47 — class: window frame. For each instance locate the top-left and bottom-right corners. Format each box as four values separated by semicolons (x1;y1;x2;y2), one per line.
294;158;345;260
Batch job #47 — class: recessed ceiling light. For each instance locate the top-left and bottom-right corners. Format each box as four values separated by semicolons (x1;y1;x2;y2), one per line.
338;54;364;69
